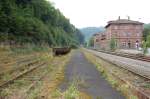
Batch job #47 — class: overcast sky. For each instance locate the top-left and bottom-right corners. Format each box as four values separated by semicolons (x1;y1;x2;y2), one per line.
49;0;150;28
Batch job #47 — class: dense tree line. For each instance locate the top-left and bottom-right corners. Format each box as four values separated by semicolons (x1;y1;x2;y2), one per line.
143;24;150;47
142;24;150;54
143;24;150;41
0;0;84;47
88;37;94;47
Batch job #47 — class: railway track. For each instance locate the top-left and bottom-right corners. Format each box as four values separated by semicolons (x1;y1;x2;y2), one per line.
96;54;150;80
0;52;51;89
87;49;150;80
0;61;50;99
0;62;46;89
0;52;68;99
85;49;150;99
93;49;150;62
0;57;41;76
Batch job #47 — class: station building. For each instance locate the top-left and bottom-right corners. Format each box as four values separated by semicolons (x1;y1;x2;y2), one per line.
94;17;144;50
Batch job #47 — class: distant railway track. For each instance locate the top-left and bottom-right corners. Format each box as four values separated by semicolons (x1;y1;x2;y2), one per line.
93;49;150;62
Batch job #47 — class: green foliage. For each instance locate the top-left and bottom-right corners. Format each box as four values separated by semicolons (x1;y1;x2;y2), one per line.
88;37;94;47
110;37;117;51
51;89;62;98
142;24;150;54
146;35;150;47
142;41;148;54
143;24;150;40
0;0;84;47
142;35;150;54
80;27;105;42
10;44;49;54
64;82;79;99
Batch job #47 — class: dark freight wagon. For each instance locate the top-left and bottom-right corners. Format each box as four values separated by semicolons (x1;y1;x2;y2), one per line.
52;47;71;56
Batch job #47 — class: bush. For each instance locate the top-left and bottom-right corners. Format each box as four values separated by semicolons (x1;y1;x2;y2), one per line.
110;37;117;51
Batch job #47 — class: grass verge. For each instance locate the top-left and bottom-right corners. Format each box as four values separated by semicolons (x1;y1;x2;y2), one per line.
50;78;92;99
82;49;139;99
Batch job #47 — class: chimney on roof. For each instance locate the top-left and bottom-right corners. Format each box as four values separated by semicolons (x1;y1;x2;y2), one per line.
127;16;130;20
118;16;120;20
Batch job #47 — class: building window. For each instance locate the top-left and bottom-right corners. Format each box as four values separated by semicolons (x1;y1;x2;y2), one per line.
122;42;126;47
137;33;140;37
128;32;131;36
123;32;126;36
125;26;130;29
135;25;140;29
114;26;118;29
124;32;131;37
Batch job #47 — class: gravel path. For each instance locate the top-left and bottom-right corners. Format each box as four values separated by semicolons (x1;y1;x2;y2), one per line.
60;50;125;99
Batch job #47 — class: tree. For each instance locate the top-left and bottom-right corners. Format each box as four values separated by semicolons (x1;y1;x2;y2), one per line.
110;37;117;51
143;24;150;40
0;0;84;47
142;35;150;54
88;37;94;47
146;35;150;47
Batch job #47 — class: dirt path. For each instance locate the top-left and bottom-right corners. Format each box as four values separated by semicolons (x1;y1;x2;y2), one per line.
60;50;125;99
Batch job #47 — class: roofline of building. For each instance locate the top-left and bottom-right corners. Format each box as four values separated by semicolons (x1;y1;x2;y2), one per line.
105;20;144;28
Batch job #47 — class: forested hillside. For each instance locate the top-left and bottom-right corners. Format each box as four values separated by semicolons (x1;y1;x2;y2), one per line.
0;0;84;47
80;27;104;42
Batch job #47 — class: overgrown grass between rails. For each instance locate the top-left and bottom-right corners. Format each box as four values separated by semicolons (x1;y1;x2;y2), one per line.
0;48;54;98
82;50;138;99
26;81;43;99
22;52;72;99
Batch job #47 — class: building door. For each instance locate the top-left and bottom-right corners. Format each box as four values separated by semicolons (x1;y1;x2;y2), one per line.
128;41;131;48
135;40;139;49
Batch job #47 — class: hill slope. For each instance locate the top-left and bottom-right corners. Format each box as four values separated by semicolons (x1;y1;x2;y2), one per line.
0;0;84;47
80;27;105;42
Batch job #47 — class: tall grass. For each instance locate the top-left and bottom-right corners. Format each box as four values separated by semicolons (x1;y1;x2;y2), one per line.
0;43;51;55
64;81;79;99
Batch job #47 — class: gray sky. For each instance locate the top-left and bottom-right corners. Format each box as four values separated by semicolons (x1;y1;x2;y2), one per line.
49;0;150;28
